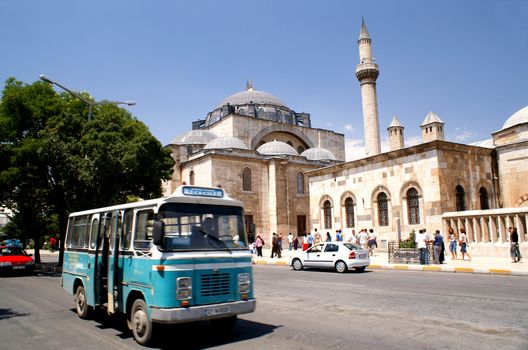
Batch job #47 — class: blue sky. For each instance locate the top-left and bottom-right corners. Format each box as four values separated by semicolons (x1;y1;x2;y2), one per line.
2;0;527;160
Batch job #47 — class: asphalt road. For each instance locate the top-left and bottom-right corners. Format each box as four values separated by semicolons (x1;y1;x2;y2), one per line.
0;266;527;350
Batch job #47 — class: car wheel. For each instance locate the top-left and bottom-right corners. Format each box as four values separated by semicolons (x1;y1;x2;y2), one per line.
292;258;303;271
131;299;154;346
75;284;92;319
355;266;366;273
335;260;347;273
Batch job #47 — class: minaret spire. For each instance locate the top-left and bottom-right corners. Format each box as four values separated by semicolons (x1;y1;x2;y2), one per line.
356;18;381;156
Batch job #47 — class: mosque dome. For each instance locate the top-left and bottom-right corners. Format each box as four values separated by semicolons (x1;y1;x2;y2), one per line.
204;137;249;150
300;147;336;161
204;81;300;128
502;106;528;130
216;84;287;109
256;140;298;156
171;130;217;145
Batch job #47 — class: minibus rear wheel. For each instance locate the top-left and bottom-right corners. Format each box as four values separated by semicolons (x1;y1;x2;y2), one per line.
131;299;154;345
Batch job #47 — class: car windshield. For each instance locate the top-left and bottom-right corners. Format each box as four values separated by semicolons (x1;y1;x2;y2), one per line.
0;246;28;256
158;203;248;251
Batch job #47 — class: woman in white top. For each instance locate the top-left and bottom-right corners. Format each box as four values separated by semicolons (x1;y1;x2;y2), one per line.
458;228;471;261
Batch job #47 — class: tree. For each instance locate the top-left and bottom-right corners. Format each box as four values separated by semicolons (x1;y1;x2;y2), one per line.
0;78;174;264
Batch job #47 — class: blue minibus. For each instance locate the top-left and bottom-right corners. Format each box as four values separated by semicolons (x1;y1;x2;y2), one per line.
61;186;255;345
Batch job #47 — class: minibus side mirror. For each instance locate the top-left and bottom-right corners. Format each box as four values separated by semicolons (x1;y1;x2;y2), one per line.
153;219;164;246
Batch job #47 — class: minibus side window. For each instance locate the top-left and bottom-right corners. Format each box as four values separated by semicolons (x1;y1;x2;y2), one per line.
121;210;133;250
134;210;154;250
89;218;99;249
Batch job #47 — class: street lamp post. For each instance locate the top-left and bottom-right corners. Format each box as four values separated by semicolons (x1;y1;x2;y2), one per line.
40;74;136;121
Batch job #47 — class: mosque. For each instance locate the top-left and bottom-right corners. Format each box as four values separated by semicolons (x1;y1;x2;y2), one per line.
164;20;528;252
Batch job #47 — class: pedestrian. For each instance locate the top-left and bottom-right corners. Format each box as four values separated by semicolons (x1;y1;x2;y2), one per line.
433;230;443;264
458;228;471;261
306;231;314;249
367;229;377;256
278;232;284;254
336;230;343;242
326;232;332;242
255;234;265;257
415;229;428;265
288;232;293;251
509;227;522;263
270;233;278;258
448;227;457;260
359;229;368;250
293;235;299;250
314;229;322;245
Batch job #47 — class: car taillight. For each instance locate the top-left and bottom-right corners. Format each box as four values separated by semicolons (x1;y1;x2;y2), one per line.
349;251;356;259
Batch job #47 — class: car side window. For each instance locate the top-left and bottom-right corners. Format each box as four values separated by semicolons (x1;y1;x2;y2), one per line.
308;244;323;253
324;244;339;252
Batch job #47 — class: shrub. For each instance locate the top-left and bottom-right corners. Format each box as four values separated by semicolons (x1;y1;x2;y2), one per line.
399;230;416;248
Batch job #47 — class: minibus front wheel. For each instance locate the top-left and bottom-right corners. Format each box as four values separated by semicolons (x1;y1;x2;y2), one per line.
131;299;153;345
74;284;92;319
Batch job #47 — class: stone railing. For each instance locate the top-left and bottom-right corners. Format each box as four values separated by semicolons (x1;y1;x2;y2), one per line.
442;207;528;244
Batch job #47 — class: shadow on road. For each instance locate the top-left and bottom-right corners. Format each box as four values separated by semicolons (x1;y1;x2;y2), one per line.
70;308;279;349
0;308;29;320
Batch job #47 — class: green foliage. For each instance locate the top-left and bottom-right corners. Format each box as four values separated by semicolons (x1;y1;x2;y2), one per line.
399;229;416;248
0;77;174;262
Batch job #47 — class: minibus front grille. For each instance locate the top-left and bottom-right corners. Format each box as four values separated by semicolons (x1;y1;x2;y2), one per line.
200;273;230;296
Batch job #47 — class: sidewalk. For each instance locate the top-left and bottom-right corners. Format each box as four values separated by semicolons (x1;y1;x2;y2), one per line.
254;248;528;276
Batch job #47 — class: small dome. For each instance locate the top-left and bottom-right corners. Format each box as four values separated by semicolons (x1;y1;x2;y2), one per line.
502;106;528;130
300;147;336;161
256;140;298;156
204;137;249;150
421;111;444;126
171;130;217;145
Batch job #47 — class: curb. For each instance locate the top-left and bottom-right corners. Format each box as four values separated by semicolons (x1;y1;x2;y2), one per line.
253;258;526;276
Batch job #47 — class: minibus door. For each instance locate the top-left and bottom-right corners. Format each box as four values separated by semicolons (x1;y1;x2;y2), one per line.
106;210;121;314
95;213;111;308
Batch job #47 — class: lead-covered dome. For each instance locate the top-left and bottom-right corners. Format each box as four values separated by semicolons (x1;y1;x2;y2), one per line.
300;147;336;161
216;86;286;109
171;130;217;145
502;106;528;130
256;140;298;156
204;137;249;150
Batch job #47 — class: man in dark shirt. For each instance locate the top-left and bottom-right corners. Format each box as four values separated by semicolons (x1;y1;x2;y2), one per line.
433;230;443;264
509;227;522;263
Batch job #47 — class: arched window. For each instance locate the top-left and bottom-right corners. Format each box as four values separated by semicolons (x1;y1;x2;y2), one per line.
297;146;304;154
189;171;195;186
242;167;252;191
479;187;489;210
345;197;355;228
323;200;332;229
456;185;466;211
297;173;304;194
406;188;420;225
377;192;388;226
286;141;293;147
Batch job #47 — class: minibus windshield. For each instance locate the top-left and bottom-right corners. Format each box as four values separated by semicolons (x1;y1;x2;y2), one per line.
158;203;248;251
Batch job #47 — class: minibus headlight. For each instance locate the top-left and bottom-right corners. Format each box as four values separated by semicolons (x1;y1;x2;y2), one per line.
238;273;250;294
177;277;192;289
176;277;192;301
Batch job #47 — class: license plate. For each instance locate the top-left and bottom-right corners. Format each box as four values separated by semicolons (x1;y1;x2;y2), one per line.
205;306;231;316
13;266;25;270
358;254;367;259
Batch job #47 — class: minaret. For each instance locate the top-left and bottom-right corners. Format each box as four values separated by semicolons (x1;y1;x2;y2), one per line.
387;116;405;151
421;111;445;143
356;18;381;157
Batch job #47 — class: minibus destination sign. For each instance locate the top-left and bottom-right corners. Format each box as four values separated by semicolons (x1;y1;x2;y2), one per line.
182;186;224;198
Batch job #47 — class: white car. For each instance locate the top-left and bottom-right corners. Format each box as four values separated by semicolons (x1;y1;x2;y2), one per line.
290;242;370;273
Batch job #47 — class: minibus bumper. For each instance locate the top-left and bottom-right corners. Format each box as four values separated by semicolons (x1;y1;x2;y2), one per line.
150;299;256;324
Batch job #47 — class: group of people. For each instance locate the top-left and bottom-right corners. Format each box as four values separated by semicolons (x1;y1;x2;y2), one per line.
415;227;471;265
251;227;379;258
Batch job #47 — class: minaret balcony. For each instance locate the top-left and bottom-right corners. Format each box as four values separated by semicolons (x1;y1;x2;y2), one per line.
355;62;379;81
